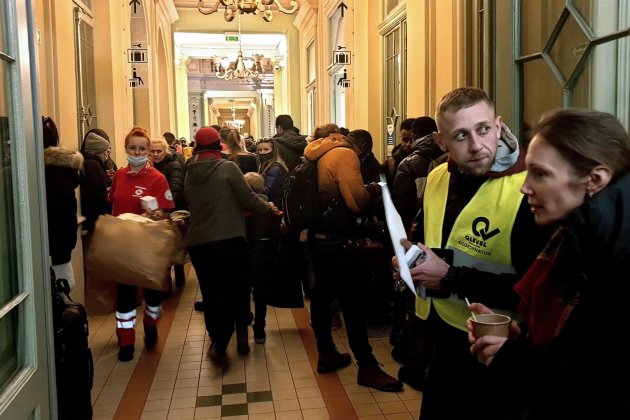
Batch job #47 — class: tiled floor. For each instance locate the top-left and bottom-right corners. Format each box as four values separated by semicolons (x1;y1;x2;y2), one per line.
88;265;422;419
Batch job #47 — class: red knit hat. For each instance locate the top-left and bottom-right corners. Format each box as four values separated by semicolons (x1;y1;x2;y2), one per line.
194;127;221;151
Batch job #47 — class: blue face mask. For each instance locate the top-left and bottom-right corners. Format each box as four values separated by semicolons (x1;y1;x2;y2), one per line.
127;154;148;166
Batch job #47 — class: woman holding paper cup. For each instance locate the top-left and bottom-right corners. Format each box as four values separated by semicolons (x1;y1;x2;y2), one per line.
108;126;175;362
468;109;630;419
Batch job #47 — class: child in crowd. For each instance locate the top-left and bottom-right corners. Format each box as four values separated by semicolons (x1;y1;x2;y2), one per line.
243;172;282;344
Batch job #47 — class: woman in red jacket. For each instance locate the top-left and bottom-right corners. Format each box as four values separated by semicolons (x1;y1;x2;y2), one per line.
108;126;175;361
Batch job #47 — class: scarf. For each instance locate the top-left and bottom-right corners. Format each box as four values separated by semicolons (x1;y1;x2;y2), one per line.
194;149;222;160
514;226;580;349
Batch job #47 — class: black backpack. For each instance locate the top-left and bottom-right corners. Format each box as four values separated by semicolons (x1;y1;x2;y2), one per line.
282;156;320;232
51;269;94;420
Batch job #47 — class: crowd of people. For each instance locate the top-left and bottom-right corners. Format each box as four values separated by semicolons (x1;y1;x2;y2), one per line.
42;85;630;418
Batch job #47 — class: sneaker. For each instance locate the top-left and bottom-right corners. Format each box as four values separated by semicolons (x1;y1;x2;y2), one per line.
253;324;266;344
317;351;352;373
398;364;425;391
194;301;205;312
357;364;403;392
143;316;158;349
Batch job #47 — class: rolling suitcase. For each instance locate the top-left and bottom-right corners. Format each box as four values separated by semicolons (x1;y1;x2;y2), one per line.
51;270;94;420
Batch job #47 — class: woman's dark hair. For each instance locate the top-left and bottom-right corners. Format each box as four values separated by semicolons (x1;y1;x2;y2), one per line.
257;137;287;175
42;116;59;148
533;108;630;181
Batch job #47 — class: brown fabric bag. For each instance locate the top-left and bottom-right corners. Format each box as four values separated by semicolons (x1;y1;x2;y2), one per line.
86;215;185;290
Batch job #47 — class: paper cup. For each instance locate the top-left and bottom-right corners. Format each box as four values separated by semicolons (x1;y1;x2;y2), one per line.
470;313;511;338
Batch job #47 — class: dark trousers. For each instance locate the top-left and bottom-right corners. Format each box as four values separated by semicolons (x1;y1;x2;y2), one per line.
174;264;185;283
249;239;276;327
116;283;164;313
279;232;310;296
188;237;249;352
310;240;377;367
419;306;493;420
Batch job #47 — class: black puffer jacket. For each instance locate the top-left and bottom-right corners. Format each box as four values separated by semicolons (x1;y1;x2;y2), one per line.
154;152;185;210
45;147;83;265
80;153;110;232
274;129;307;172
382;143;413;187
391;134;445;229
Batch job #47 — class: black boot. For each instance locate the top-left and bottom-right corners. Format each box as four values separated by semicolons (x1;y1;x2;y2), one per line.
253;323;266;344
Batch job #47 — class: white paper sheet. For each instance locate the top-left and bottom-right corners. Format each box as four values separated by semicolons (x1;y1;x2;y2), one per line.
378;175;425;298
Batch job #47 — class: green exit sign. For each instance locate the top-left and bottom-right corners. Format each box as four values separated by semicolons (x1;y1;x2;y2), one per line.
226;35;239;42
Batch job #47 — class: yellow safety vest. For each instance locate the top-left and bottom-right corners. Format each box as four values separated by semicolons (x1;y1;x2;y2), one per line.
415;163;525;331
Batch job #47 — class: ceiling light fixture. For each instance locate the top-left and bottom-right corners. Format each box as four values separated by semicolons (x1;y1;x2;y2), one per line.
215;15;259;81
197;0;298;22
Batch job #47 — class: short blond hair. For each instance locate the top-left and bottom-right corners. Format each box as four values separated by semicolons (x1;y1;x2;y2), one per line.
150;137;169;152
244;171;264;193
435;87;495;131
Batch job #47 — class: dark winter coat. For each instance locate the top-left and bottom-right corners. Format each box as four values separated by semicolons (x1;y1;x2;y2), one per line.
44;147;83;265
80;153;110;232
262;164;285;210
230;153;258;174
487;173;630;420
245;192;281;241
169;145;186;169
184;158;273;247
154;152;185;210
382;143;413;187
360;153;382;184
274;129;307;172
392;134;446;229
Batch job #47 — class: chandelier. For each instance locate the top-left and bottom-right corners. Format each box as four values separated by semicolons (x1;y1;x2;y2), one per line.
197;0;298;22
215;14;260;81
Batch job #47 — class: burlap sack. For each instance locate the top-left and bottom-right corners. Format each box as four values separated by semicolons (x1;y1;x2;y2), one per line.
87;215;186;290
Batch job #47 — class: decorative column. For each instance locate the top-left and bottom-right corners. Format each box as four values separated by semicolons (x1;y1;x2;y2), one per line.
175;55;191;138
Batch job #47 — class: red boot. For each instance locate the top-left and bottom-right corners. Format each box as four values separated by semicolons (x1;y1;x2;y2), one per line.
143;305;161;349
116;310;136;362
116;328;135;361
143;316;158;349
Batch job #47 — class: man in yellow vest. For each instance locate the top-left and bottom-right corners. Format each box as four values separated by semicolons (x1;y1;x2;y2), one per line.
408;87;550;419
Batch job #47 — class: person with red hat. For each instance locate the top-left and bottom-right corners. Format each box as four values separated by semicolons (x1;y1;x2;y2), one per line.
184;126;277;366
